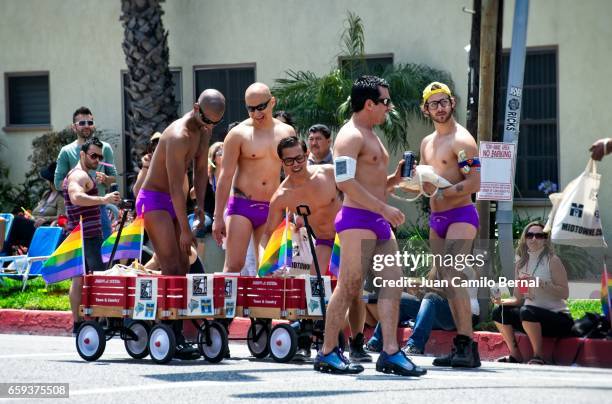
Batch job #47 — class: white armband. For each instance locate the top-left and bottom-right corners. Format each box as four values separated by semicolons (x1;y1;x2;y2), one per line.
334;156;357;182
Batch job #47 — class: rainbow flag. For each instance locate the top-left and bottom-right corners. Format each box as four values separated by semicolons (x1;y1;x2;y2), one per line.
101;215;144;263
42;222;85;284
329;234;341;277
601;264;611;320
258;217;292;277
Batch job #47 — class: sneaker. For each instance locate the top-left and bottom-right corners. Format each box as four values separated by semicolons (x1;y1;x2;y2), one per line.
174;344;201;360
365;339;382;353
293;348;311;361
349;333;373;362
402;345;424;355
314;347;364;374
72;321;83;337
376;350;427;377
450;336;481;368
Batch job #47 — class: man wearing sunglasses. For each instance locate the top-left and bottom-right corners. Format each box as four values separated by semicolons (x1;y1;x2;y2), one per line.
63;137;121;335
315;76;426;377
213;82;295;273
54;106;117;240
417;82;482;368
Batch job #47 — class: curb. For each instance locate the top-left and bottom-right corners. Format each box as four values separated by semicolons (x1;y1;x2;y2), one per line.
1;309;610;367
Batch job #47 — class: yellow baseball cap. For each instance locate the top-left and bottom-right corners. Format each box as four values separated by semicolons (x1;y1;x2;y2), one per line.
422;82;453;105
151;131;162;141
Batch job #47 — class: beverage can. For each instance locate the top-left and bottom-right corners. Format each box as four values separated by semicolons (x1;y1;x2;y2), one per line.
402;151;415;178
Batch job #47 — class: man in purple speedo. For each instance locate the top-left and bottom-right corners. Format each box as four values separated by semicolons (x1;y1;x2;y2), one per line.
314;76;426;377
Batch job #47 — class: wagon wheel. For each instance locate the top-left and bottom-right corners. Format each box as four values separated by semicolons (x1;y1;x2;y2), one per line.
198;321;228;363
247;319;270;358
76;321;106;362
148;323;176;364
269;324;298;363
124;320;150;359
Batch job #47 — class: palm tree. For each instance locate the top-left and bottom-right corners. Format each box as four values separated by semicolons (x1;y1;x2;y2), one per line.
273;11;454;152
120;0;178;181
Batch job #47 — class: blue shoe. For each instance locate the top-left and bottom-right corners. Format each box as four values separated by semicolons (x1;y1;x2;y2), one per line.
376;350;427;377
314;347;364;374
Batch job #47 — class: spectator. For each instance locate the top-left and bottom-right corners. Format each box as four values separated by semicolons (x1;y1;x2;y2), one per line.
273;110;296;128
55;106;117;240
1;163;66;255
307;124;333;165
64;137;121;334
491;221;573;365
589;137;611;161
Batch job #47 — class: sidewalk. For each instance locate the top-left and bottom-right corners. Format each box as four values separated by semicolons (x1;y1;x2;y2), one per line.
1;308;610;367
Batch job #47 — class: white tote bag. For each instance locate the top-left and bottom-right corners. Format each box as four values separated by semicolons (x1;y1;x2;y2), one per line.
287;226;313;276
545;159;607;247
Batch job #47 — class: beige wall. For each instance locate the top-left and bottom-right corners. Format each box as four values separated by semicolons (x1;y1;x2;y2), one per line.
1;0;610;243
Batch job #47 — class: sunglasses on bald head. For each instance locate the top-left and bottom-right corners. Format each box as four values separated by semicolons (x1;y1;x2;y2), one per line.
246;98;271;113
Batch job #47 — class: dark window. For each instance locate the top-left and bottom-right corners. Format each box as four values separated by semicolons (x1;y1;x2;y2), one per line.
194;65;256;141
497;48;558;199
5;73;50;126
339;54;393;79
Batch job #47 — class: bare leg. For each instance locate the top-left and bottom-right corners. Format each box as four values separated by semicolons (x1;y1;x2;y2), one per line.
69;276;83;323
375;237;402;355
347;298;366;337
522;321;544;358
252;224;267;265
144;210;183;275
223;215;253;273
495;321;523;361
314;244;332;276
172;219;189;275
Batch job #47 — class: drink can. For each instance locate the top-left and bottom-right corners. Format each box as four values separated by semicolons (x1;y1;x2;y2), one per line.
402;151;415;178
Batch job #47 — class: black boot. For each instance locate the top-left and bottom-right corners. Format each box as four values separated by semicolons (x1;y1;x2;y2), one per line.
349;333;373;362
450;335;480;368
169;320;200;360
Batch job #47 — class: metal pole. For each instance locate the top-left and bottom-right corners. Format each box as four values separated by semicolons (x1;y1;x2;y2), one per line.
497;0;530;280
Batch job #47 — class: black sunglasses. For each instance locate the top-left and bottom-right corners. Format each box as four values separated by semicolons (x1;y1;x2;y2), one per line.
246;98;271;113
198;107;223;126
526;232;547;240
87;152;104;161
374;98;392;107
76;120;95;127
282;154;306;166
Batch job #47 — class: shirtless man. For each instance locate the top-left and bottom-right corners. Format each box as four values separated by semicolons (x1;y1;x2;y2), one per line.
138;89;225;275
213;83;295;272
418;82;481;368
314;76;426;377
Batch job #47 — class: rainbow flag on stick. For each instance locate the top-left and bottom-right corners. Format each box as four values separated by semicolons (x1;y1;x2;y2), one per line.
328;234;341;277
42;221;85;284
258;215;293;277
601;263;611;321
101;215;144;263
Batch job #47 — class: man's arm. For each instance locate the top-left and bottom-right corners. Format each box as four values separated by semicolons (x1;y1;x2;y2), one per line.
166;136;190;234
102;143;117;186
439;134;481;198
54;148;70;190
214;131;240;220
68;172;108;206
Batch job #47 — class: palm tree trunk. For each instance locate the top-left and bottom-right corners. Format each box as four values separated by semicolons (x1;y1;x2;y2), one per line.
120;0;178;187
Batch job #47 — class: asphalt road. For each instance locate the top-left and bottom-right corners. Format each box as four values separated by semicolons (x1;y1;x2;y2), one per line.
1;333;610;403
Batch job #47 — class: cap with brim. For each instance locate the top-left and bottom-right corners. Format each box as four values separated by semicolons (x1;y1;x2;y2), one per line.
422;82;452;105
151;132;162;141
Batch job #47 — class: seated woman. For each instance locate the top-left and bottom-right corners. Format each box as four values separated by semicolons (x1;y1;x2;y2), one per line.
492;221;574;365
1;162;65;255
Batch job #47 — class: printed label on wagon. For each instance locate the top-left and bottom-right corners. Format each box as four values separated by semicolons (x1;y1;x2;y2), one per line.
303;275;332;316
186;274;215;316
133;277;158;320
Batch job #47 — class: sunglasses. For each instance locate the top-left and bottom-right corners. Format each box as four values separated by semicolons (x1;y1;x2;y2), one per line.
525;232;547;240
374;98;392;107
282;154;306;166
426;98;451;110
198;108;223;126
246;98;271;113
87;152;104;161
76;120;95;127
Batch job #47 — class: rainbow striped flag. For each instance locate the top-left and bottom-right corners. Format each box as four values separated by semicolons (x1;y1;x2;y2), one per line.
601;264;611;320
42;222;85;284
329;234;341;277
101;215;144;263
258;217;292;277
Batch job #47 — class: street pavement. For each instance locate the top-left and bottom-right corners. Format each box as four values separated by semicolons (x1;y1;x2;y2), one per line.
1;333;610;403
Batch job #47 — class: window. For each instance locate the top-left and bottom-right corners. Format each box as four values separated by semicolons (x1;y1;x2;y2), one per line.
496;48;558;199
194;64;256;141
4;72;50;128
338;54;393;79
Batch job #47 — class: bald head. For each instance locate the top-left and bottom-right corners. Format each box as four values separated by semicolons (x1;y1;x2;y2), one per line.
245;82;272;104
198;89;225;116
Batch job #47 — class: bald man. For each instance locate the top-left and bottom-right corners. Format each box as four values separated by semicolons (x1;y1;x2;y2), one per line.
138;89;225;276
213;83;296;272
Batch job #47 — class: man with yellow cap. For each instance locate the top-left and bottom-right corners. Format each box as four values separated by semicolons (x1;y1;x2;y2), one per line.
418;82;482;368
